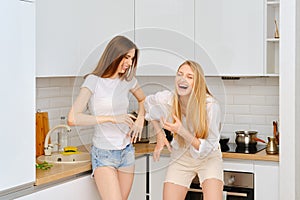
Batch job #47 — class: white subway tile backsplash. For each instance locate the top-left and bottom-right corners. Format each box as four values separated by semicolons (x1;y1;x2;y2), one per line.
234;115;266;124
47;109;61;120
226;105;250;114
266;77;279;85
221;123;251;134
224;85;251;95
36;87;60;98
232;78;266;86
250;105;279;115
223;95;234;105
250;86;279;96
265;96;280;105
36;98;50;111
36;78;50;88
265;116;279;124
234;95;265;105
60;86;74;97
36;76;279;147
49;96;72;108
222;113;234;124
49;77;73;87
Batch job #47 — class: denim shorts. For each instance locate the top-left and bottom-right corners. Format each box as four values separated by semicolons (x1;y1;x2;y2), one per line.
91;144;135;172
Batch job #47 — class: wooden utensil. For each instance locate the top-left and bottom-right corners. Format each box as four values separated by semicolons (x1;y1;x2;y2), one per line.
36;111;50;157
273;121;277;138
273;120;279;144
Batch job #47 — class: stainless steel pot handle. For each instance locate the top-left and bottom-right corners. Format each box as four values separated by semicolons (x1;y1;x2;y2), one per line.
188;188;247;197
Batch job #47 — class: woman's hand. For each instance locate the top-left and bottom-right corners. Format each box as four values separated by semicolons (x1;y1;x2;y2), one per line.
161;115;187;137
128;114;145;143
153;130;172;162
162;115;201;150
111;114;135;127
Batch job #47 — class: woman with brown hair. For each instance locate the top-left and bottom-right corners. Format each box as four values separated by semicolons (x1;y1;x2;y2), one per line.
145;60;224;200
68;35;145;200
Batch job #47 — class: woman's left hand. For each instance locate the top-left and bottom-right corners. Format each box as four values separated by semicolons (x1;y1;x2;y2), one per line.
128;114;144;143
162;115;187;137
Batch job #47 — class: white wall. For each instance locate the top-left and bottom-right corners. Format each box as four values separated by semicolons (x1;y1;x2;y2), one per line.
280;0;300;199
36;76;279;147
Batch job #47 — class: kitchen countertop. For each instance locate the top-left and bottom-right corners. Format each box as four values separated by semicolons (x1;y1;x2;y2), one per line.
35;143;279;186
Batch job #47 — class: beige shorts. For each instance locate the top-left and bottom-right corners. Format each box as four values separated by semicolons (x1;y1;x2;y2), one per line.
165;148;223;188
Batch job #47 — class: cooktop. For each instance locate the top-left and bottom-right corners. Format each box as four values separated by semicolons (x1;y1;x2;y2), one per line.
221;143;267;154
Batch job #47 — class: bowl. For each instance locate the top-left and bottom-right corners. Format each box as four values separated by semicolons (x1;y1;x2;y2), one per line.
37;152;90;164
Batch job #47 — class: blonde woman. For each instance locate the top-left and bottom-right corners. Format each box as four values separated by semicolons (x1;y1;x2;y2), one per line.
145;60;223;200
68;35;145;200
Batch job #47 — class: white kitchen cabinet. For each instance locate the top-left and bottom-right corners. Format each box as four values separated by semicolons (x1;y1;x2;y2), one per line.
135;0;194;76
36;0;134;77
149;155;170;200
17;175;101;200
129;156;147;200
223;159;254;172
224;159;279;200
77;0;134;77
254;161;279;200
195;0;264;76
36;0;80;77
0;0;35;196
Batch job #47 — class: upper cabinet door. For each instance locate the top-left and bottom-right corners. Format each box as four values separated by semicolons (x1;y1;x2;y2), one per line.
195;0;264;76
135;0;194;76
36;0;134;77
36;0;80;77
77;0;134;76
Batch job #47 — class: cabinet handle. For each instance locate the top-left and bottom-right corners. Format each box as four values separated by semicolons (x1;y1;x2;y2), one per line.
19;0;34;3
188;188;247;197
226;192;247;197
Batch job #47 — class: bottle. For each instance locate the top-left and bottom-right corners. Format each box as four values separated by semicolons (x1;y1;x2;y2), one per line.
58;116;68;152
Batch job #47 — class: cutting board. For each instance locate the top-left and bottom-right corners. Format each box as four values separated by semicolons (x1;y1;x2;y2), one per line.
36;112;50;157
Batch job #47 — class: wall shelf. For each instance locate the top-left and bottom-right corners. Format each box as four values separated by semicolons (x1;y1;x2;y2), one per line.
265;0;280;75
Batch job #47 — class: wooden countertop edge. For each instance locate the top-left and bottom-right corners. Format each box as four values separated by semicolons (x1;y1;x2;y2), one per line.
222;152;279;162
35;143;279;186
35;163;92;186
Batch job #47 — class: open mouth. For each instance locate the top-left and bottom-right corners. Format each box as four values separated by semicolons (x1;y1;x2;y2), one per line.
178;84;188;89
121;65;129;71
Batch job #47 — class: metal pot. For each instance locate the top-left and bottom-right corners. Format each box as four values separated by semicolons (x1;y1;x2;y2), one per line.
235;131;265;146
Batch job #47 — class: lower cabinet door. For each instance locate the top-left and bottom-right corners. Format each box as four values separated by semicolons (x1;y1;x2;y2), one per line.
17;176;101;200
129;156;147;200
150;156;171;200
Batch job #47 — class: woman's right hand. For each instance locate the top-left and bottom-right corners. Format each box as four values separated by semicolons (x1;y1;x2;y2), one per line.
153;130;172;162
110;114;135;127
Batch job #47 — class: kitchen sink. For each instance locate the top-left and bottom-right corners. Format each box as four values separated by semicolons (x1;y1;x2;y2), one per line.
37;152;90;164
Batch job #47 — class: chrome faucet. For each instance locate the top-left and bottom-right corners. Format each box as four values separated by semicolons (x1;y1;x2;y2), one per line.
44;124;71;156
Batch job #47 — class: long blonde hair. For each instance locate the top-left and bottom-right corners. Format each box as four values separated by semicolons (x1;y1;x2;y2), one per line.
85;35;139;81
172;60;212;147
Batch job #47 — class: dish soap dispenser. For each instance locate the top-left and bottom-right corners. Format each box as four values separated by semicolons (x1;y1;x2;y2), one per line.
58;116;69;152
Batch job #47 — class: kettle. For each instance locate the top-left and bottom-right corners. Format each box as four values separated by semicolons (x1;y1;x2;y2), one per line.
266;137;279;155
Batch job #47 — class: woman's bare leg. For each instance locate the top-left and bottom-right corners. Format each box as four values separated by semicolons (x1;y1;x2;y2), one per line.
202;178;224;200
94;167;122;200
118;165;135;200
163;182;188;200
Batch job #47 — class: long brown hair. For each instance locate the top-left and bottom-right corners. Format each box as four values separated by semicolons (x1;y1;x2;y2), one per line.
86;35;139;81
172;60;212;147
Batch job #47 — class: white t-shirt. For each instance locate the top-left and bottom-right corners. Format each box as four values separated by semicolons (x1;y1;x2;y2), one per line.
82;74;137;150
145;90;221;158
